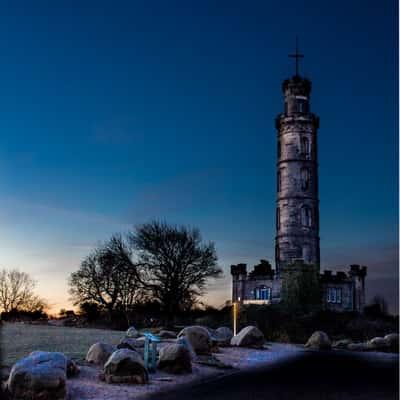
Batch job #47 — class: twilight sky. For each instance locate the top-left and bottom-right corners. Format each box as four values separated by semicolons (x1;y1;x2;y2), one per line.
0;1;398;314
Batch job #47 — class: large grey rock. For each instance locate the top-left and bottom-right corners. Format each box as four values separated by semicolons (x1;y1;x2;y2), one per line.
157;344;192;374
117;338;146;358
305;331;331;350
347;342;368;352
178;326;212;355
104;349;148;384
367;337;389;351
159;330;177;339
126;326;141;338
6;351;67;400
66;357;80;377
215;327;234;346
118;337;146;349
384;333;399;352
231;326;265;348
85;342;116;366
332;339;352;349
176;336;197;360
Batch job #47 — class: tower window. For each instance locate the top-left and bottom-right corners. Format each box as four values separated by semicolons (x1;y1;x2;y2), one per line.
276;208;280;230
277;170;282;192
297;100;309;113
300;137;310;156
302;245;311;263
275;244;280;264
301;206;312;227
300;168;310;190
278;140;281;158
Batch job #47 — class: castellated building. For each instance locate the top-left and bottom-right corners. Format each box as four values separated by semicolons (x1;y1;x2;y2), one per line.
231;56;367;313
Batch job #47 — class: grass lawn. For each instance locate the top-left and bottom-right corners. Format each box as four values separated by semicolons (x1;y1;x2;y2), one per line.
1;322;124;366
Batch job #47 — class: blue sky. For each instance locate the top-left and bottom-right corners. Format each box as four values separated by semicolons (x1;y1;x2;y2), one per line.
0;0;398;313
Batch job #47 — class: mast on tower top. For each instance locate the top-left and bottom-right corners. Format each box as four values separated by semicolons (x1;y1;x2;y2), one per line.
288;35;304;77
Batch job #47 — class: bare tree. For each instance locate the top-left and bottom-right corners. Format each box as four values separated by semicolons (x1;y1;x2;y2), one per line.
0;269;48;313
128;221;222;316
69;235;142;318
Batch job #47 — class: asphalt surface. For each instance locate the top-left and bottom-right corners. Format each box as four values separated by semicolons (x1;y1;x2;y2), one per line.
150;350;399;400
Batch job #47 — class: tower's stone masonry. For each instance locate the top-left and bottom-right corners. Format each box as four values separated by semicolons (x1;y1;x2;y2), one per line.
275;76;320;272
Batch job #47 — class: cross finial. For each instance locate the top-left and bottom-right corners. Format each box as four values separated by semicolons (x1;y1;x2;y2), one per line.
288;35;304;76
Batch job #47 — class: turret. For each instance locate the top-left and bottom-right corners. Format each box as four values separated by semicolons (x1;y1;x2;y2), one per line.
231;264;247;303
275;42;320;274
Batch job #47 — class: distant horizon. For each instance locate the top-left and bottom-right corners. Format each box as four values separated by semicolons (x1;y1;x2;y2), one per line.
0;1;398;315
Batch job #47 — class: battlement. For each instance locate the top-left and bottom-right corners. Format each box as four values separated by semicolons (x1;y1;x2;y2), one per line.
230;263;247;276
231;259;276;279
349;264;367;277
321;265;368;283
248;259;275;279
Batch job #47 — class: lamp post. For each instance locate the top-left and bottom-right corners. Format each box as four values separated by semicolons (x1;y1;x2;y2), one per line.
233;297;240;336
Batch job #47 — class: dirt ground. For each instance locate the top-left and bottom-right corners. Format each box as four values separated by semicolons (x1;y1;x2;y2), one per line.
67;343;303;400
1;323;398;400
1;322;304;400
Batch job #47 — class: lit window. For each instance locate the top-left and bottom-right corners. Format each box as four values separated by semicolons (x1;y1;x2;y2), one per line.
255;287;271;300
327;288;342;304
336;288;342;303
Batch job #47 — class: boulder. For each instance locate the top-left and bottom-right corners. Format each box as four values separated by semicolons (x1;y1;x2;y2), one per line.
347;342;368;352
157;344;192;374
118;337;146;349
196;354;233;369
117;338;146;358
178;326;212;355
305;331;331;350
230;326;265;348
104;349;148;384
332;339;352;349
367;337;389;351
6;351;67;400
158;330;177;339
66;357;80;377
215;327;234;347
176;336;197;360
85;343;116;366
384;333;399;352
126;326;140;338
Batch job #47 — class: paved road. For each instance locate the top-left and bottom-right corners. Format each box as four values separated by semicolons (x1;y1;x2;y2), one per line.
150;350;399;400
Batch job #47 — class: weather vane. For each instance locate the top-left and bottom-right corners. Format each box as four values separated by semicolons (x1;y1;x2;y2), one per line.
288;35;304;76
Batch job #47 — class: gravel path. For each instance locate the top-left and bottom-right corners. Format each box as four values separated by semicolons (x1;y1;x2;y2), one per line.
67;343;304;400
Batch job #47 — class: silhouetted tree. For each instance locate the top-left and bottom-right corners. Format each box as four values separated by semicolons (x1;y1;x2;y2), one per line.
281;260;322;314
79;302;102;323
69;235;142;318
364;294;389;317
0;269;48;313
129;221;222;317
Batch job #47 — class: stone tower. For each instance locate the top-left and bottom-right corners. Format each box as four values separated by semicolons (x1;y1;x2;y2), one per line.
274;50;320;273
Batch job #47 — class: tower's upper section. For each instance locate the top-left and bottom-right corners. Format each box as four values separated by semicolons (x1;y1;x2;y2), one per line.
282;75;312;115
